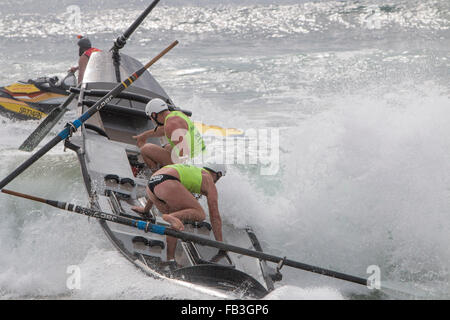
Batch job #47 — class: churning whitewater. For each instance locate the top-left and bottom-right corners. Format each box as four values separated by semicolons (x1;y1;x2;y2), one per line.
0;0;449;299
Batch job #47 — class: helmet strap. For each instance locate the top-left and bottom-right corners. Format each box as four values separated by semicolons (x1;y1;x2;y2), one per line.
151;112;165;127
213;172;222;183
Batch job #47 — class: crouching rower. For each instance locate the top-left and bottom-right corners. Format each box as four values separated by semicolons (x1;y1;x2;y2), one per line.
132;98;206;170
131;162;226;263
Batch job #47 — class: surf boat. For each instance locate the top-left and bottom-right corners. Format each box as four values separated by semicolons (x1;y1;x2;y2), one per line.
61;47;282;298
0;1;374;299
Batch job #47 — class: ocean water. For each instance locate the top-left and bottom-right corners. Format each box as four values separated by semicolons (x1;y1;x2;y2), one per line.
0;0;449;299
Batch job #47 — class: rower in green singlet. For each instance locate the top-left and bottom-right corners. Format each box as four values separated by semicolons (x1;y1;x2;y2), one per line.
132;98;206;171
131;163;227;264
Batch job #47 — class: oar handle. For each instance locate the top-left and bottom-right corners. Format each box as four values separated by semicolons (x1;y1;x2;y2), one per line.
144;40;179;69
2;189;47;204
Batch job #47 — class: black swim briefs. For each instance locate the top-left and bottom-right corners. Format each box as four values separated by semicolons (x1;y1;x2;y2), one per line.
148;174;180;203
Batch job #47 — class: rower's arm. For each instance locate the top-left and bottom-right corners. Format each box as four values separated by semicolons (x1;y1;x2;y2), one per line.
151;126;164;138
146;125;165;138
77;55;89;85
144;196;154;213
133;126;165;147
205;183;223;242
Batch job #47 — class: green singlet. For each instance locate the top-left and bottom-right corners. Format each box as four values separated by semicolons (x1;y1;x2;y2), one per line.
164;111;206;158
165;164;207;194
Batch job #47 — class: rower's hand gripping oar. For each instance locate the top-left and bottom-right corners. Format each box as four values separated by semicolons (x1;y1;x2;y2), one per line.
0;40;178;190
2;188;369;288
18;85;80;152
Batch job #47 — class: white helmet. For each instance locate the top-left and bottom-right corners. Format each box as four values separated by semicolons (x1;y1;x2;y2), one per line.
145;98;168;117
203;163;227;177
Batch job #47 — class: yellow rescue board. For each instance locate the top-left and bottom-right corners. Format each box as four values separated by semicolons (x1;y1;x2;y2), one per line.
194;121;244;137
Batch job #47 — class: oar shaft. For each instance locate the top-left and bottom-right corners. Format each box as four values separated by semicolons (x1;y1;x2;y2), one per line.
2;189;47;204
0;40;178;190
163;228;368;286
19;91;78;152
57;91;77;111
2;188;368;287
143;40;179;69
1;189;144;229
122;0;160;43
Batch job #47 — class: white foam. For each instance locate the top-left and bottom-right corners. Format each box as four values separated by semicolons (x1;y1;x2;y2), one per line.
217;84;450;299
70;249;216;300
264;285;345;300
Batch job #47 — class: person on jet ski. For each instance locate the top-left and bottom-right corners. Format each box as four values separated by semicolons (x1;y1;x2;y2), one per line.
68;35;101;84
133;98;206;170
131;162;226;264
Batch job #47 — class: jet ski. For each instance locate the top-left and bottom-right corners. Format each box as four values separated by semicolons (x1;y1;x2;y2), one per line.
0;72;76;120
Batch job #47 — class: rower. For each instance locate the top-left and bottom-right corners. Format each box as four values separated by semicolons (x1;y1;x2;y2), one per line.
132;98;206;170
68;35;102;84
131;162;226;264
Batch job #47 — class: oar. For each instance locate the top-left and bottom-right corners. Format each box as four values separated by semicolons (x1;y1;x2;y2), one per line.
1;188;368;287
110;0;160;82
110;0;160;52
0;40;178;190
20;1;162;151
19;88;79;152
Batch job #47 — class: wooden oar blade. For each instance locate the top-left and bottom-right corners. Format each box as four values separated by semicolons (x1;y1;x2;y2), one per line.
194;121;244;137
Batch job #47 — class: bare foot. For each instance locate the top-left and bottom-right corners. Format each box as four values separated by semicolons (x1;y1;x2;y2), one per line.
162;214;185;231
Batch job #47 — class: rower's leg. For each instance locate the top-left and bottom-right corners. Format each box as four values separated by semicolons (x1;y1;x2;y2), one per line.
131;186;155;214
140;143;173;171
155;181;206;221
154;180;206;260
162;215;184;261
